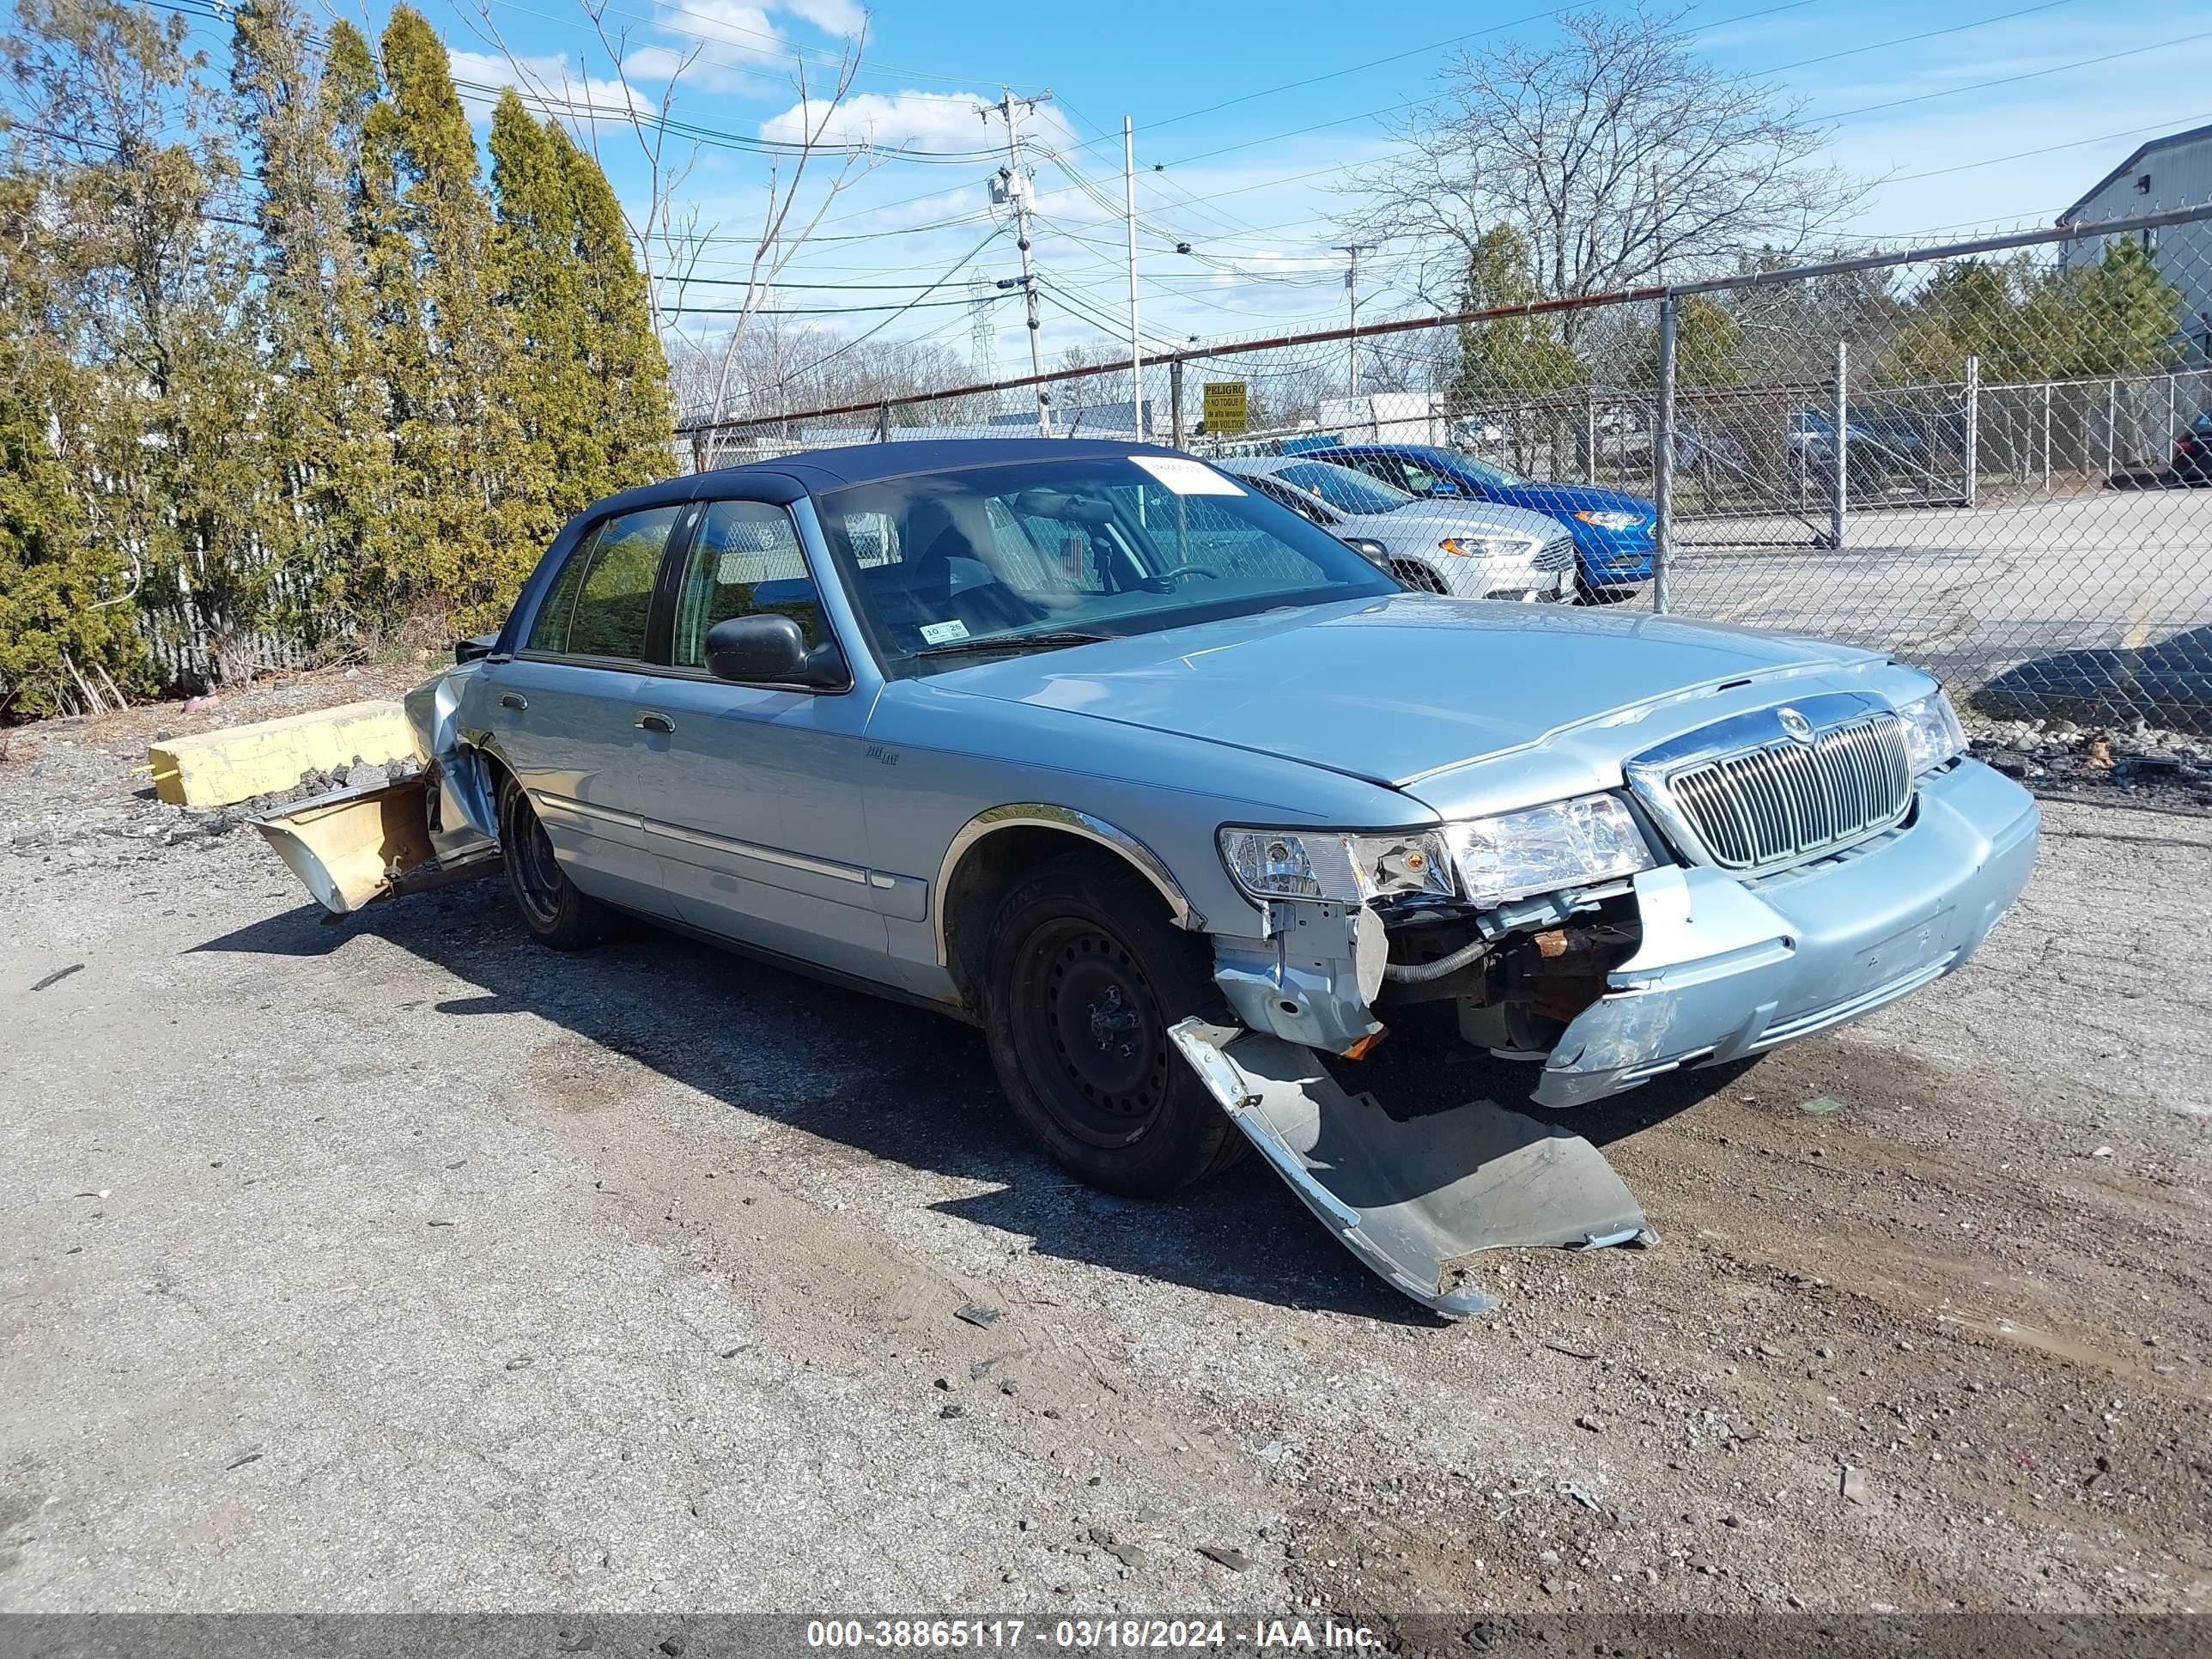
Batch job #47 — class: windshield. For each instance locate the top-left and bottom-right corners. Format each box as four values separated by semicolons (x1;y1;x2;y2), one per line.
1435;452;1525;489
1273;461;1414;516
812;454;1398;678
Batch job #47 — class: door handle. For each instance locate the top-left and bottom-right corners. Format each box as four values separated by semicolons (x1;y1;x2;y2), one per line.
636;711;676;735
499;692;527;711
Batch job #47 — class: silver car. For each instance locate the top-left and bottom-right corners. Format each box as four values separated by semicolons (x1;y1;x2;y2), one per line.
1215;455;1574;601
277;439;2038;1316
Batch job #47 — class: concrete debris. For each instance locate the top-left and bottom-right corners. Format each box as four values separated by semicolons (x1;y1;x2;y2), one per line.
954;1301;1005;1328
1841;1465;1869;1504
1194;1544;1250;1572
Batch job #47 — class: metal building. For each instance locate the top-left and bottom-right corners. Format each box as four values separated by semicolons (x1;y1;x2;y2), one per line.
2059;123;2212;360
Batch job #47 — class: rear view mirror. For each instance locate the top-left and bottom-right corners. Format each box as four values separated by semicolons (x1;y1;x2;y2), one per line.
707;615;817;685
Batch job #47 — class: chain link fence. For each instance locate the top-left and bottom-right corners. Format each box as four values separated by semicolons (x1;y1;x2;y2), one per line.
684;205;2212;742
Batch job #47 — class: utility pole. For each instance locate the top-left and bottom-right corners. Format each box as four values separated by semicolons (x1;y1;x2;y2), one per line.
981;87;1054;435
1123;115;1144;441
1334;243;1375;402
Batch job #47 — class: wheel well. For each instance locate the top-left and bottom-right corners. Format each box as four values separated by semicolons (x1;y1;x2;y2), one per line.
940;826;1179;1009
1391;559;1445;592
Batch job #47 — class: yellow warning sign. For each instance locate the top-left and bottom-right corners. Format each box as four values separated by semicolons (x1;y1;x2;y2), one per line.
1201;381;1249;434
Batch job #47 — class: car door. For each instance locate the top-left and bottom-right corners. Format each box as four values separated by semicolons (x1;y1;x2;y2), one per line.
482;501;688;921
623;495;893;981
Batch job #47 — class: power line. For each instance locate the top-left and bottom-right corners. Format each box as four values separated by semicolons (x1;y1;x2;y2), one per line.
1813;26;2212;121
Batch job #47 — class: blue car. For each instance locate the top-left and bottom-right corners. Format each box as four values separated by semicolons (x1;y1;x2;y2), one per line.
1306;442;1655;599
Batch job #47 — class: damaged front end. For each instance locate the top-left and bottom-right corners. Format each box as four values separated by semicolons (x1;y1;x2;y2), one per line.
1184;745;2039;1316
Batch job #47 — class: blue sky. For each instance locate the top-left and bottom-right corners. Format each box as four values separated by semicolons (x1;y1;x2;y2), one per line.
415;0;2212;366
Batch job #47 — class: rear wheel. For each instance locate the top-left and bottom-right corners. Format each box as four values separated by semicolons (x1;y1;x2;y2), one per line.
497;775;609;951
981;854;1244;1197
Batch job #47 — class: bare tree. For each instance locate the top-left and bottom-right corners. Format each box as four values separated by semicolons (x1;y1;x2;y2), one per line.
465;0;875;422
1338;6;1869;340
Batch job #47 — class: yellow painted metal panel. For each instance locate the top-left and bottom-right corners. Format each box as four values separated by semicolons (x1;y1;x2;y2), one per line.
146;699;421;808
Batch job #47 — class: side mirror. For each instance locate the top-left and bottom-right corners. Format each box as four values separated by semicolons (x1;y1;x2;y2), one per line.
706;614;814;684
1427;483;1462;498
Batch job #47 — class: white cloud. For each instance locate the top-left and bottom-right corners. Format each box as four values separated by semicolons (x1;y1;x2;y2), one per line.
777;0;866;39
760;88;1075;154
446;48;653;124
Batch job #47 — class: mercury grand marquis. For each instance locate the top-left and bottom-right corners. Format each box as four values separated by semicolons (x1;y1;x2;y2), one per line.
374;438;2038;1313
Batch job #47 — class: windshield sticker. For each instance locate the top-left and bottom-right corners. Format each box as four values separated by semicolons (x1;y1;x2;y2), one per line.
919;619;970;645
1132;456;1244;495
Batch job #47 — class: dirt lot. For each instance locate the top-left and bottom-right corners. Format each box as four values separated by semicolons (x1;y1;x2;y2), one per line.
3;668;2209;1630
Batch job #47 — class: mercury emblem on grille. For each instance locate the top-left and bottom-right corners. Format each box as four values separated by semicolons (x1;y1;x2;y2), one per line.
1777;706;1815;744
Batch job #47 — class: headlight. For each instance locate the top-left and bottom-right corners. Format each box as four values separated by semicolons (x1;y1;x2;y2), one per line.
1218;827;1455;903
1221;793;1658;910
1896;690;1966;774
1572;510;1644;530
1445;793;1657;906
1438;535;1539;560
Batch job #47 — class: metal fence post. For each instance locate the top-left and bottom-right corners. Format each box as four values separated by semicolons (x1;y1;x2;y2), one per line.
2106;379;2118;477
1962;355;1979;508
2042;380;2052;489
1169;358;1185;450
1652;295;1677;616
1584;386;1597;484
875;400;891;442
1831;340;1849;552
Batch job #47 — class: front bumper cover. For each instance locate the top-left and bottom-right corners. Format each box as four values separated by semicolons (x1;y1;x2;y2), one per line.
1532;757;2039;1107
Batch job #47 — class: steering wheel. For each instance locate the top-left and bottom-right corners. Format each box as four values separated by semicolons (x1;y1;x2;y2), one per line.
1142;563;1224;589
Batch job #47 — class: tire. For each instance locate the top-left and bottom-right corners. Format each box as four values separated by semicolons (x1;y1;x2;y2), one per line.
981;854;1246;1197
497;774;610;951
1392;560;1447;593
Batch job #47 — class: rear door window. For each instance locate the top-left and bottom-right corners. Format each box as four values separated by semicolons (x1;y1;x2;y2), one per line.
529;505;682;660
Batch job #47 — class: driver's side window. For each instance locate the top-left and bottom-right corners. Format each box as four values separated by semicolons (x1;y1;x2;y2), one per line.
671;499;824;670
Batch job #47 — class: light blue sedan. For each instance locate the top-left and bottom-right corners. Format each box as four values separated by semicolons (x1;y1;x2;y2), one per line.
375;438;2037;1315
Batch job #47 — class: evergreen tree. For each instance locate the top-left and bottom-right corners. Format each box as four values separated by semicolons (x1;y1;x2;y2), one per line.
0;173;146;717
554;120;672;494
491;96;672;532
489;88;584;544
230;0;395;641
362;5;531;628
1452;226;1584;408
4;0;266;684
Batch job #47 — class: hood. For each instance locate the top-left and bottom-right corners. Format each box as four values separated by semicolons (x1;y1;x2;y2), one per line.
930;592;1875;789
1343;499;1565;547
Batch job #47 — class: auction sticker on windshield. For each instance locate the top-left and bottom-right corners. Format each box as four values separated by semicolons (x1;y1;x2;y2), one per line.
919;620;970;645
1132;456;1245;495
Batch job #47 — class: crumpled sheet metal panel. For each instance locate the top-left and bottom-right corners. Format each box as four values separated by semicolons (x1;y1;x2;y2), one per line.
1170;1018;1649;1317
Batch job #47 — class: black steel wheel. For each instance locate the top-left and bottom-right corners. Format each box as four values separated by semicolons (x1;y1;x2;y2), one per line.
497;774;609;951
982;854;1245;1196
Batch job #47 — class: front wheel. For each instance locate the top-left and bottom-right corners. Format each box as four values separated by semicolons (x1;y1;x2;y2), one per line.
497;775;610;951
981;855;1245;1197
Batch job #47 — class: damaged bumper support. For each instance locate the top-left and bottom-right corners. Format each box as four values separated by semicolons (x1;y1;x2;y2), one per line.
1532;758;2039;1107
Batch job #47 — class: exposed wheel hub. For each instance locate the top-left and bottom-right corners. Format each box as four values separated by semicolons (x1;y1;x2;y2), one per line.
1018;921;1171;1147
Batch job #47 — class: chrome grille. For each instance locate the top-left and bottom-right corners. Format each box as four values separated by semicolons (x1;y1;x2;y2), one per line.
1660;714;1912;873
1535;534;1577;573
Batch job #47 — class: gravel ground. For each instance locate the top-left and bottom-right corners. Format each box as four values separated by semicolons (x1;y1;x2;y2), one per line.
3;669;2209;1628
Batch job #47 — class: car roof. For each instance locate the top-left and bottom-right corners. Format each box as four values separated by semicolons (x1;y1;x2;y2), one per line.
702;436;1194;494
